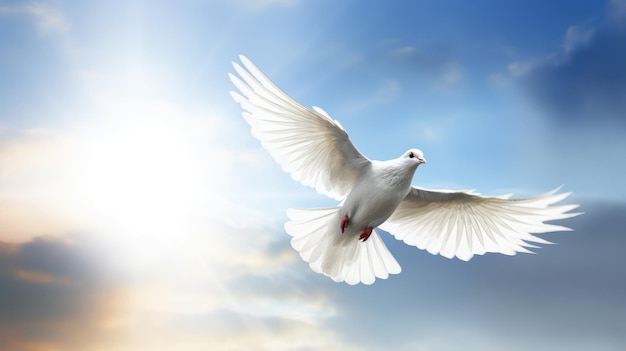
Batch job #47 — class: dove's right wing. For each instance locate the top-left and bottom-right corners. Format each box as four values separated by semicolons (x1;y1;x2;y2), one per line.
230;55;370;201
380;187;581;261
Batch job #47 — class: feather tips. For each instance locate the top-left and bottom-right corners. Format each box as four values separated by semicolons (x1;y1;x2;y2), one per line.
230;56;369;201
285;208;401;285
381;187;581;261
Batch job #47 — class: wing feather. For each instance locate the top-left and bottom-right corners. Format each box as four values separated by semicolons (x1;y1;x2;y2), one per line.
230;55;370;200
380;187;582;261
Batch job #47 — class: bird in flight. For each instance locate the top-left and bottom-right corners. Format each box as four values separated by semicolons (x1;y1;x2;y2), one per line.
229;55;581;285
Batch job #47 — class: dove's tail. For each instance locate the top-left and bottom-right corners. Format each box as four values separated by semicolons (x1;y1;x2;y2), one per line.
284;207;401;285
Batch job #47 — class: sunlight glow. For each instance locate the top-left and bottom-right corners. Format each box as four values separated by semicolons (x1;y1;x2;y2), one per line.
72;100;217;270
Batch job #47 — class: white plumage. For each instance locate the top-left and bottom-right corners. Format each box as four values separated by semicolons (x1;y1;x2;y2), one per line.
229;55;581;285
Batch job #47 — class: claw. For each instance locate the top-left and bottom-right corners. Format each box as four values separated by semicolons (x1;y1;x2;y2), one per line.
340;215;349;233
359;227;373;242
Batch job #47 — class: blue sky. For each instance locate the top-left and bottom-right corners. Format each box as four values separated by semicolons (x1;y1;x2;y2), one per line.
0;1;625;350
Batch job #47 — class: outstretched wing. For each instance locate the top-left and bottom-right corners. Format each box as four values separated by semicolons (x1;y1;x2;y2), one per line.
229;55;370;200
379;187;581;261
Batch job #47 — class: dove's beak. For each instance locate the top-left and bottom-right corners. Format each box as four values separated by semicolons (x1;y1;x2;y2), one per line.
418;157;426;164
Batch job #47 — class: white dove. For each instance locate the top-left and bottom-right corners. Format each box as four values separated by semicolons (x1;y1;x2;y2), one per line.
229;55;581;285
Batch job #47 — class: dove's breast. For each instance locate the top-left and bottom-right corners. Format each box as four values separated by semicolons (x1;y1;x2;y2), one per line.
341;161;415;230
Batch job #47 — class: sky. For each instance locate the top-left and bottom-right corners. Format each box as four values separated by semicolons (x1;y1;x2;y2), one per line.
0;0;625;350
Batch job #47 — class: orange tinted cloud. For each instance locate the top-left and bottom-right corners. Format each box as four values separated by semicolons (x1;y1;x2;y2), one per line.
13;269;72;285
0;239;132;351
0;129;78;242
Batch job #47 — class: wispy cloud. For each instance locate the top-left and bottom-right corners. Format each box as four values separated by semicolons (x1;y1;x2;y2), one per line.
229;0;300;13
339;79;402;115
391;45;418;57
13;269;72;285
611;0;626;17
507;2;626;127
3;200;624;351
389;44;465;89
376;79;401;100
563;25;594;54
0;129;78;242
436;60;464;89
0;3;69;35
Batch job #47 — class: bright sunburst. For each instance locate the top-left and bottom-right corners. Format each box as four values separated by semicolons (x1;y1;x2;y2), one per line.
70;95;219;270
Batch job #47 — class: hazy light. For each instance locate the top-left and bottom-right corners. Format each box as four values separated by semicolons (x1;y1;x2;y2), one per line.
71;106;217;270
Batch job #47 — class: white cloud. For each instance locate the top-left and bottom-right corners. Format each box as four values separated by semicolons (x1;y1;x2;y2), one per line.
563;25;594;53
375;79;401;101
389;44;465;89
339;79;402;115
611;0;626;17
230;0;301;12
391;45;418;58
507;60;536;77
435;61;464;89
122;309;362;351
0;3;69;35
87;200;354;351
0;129;78;241
503;25;593;80
0;124;352;351
487;71;512;88
256;0;300;6
503;1;626;136
420;125;442;142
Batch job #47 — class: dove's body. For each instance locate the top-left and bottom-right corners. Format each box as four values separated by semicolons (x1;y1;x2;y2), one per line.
341;158;420;236
229;55;581;285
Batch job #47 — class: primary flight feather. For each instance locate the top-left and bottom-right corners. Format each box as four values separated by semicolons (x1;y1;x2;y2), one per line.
229;55;581;285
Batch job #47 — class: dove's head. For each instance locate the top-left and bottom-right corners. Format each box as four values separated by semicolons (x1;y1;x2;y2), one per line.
402;149;426;166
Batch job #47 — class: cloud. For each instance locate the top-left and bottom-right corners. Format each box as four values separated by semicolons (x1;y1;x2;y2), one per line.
0;208;355;350
0;6;362;349
336;79;402;116
0;237;130;351
509;3;626;127
254;0;299;7
416;125;442;142
0;3;69;35
0;122;348;350
563;25;594;54
324;200;626;351
0;62;270;245
12;269;72;285
2;199;625;351
611;0;626;17
0;129;78;242
436;60;464;89
375;79;401;101
389;44;464;89
120;308;361;351
229;0;300;13
0;44;362;348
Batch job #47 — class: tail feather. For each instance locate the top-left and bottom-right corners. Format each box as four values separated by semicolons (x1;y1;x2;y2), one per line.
285;207;401;285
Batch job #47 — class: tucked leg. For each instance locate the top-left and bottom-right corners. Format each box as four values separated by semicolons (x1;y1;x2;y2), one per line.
340;215;349;233
359;227;373;242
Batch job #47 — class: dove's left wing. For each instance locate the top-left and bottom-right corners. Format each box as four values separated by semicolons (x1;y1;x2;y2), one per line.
379;187;581;261
229;55;370;201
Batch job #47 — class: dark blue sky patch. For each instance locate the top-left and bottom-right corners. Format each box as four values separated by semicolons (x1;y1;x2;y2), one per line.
516;22;626;128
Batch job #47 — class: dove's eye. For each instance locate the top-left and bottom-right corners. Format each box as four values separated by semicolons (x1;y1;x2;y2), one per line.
409;152;415;158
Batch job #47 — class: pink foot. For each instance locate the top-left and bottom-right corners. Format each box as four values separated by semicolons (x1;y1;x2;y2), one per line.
340;215;349;233
359;227;373;242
